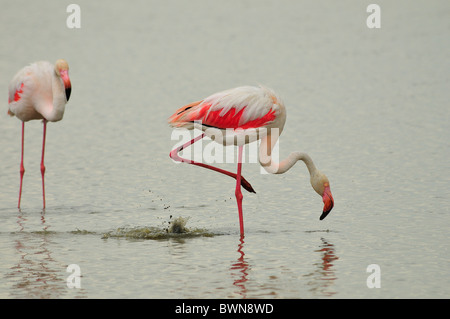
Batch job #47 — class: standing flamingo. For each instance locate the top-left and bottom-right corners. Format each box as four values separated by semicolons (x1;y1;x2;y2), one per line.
8;60;72;209
168;85;334;235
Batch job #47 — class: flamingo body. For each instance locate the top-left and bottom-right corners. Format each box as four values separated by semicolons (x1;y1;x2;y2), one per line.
8;59;71;209
169;86;286;138
169;85;334;235
8;60;71;122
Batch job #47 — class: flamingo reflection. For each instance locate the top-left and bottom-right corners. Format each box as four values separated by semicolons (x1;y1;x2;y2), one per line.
6;211;84;298
230;236;249;298
305;237;339;297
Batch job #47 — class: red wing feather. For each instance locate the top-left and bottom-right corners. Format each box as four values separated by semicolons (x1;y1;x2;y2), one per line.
169;101;276;130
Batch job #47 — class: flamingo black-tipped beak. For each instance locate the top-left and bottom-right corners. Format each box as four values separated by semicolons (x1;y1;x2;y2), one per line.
320;186;334;220
65;87;71;101
320;209;331;220
60;69;71;101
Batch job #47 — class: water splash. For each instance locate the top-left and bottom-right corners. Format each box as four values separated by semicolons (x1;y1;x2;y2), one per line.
167;216;190;233
101;216;215;240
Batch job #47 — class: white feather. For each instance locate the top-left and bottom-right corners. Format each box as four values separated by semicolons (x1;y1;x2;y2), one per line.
201;85;283;126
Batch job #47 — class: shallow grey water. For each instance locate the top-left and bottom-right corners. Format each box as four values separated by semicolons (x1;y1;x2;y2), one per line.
0;0;449;299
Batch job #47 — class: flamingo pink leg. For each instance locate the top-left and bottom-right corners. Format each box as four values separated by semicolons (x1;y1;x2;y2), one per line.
235;145;244;236
169;133;255;194
40;120;47;209
18;122;25;209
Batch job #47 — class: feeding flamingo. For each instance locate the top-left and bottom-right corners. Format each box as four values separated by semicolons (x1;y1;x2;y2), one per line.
8;60;72;209
168;85;334;235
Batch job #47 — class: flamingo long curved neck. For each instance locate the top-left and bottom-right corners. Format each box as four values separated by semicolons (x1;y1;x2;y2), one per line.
37;70;66;122
258;132;318;176
47;74;66;121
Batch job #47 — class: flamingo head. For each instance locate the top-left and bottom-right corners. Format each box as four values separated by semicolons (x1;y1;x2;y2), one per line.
55;59;71;101
311;172;334;220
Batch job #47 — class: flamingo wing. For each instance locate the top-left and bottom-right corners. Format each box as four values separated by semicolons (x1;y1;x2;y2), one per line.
7;69;30;118
7;62;52;121
8;64;36;106
169;86;282;130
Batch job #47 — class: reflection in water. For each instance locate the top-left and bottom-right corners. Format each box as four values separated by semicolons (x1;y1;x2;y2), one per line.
229;235;339;298
6;211;85;299
230;236;249;298
305;237;339;297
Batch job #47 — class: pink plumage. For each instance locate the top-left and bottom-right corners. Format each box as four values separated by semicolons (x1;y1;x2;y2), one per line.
8;59;72;209
168;85;283;131
169;85;334;236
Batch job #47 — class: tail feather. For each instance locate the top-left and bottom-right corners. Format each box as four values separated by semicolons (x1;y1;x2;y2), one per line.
168;100;204;128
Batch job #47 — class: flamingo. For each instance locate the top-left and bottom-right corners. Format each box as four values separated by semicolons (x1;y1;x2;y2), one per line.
8;60;72;209
168;85;334;235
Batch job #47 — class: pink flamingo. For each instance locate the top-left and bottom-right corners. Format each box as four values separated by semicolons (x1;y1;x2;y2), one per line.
169;85;334;235
8;60;72;209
